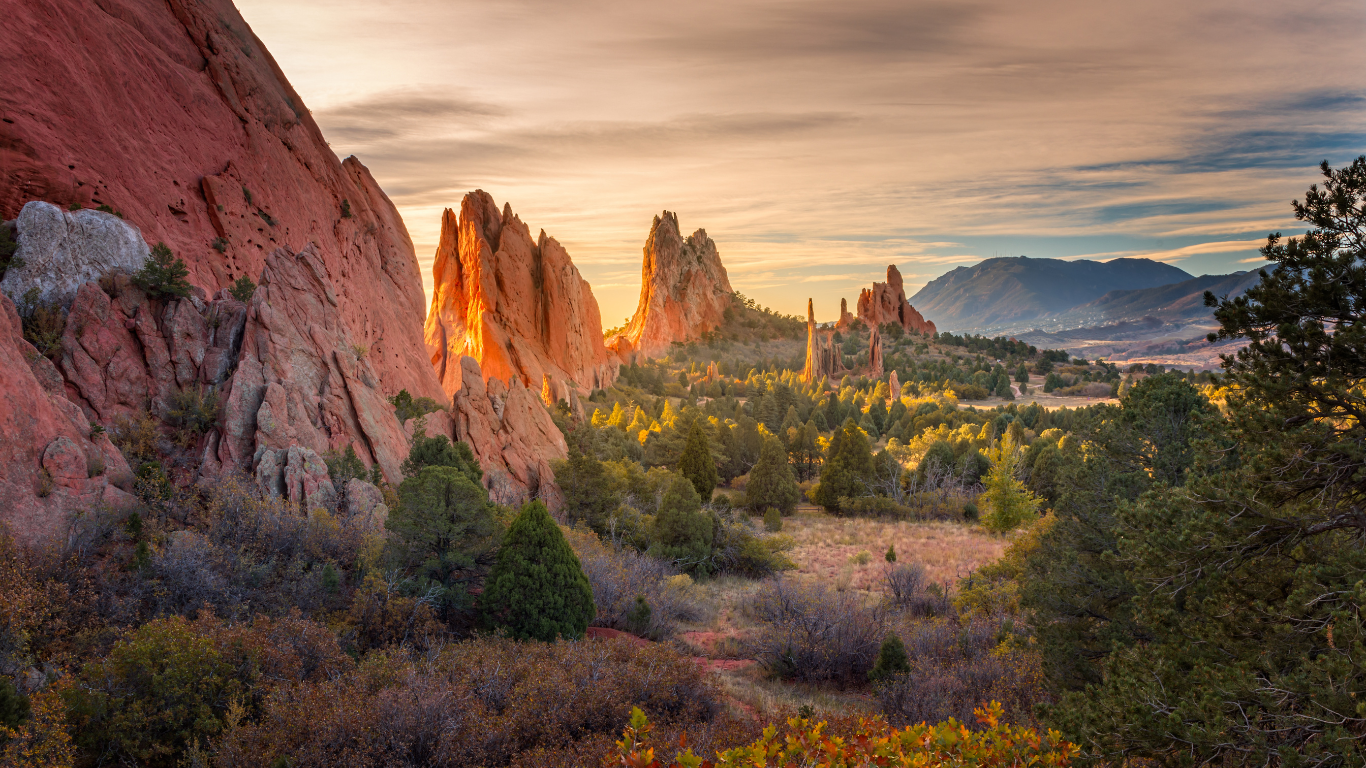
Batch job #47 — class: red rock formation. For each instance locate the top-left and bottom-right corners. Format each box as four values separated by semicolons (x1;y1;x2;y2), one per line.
0;0;441;407
425;192;617;401
889;370;901;398
869;325;884;378
0;293;134;543
802;298;843;383
836;298;857;330
608;212;734;360
444;356;567;508
855;266;937;336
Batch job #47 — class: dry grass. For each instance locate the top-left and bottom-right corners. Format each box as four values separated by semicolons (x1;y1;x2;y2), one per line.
782;507;1007;593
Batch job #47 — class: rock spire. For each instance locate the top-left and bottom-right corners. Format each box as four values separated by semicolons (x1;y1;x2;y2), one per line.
424;192;617;401
802;298;844;383
608;211;734;360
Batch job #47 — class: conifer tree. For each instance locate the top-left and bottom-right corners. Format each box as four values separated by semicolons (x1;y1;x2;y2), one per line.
649;476;713;572
979;435;1038;532
745;434;800;514
677;420;718;500
811;418;874;513
133;243;192;299
482;501;595;641
555;439;619;533
868;633;910;682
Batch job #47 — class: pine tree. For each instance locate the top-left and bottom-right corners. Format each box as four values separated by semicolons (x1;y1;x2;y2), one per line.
868;633;910;682
390;465;500;605
811;418;873;513
745;434;800;514
555;440;620;533
677;420;718;500
133;242;192;299
649;476;713;572
979;435;1038;533
481;501;595;641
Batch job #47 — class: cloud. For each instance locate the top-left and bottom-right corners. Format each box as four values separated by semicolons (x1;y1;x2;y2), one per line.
237;0;1366;324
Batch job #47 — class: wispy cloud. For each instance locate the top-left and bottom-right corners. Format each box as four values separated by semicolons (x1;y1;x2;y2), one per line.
237;0;1366;323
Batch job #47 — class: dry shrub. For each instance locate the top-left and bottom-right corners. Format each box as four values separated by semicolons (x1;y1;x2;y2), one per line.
876;616;1044;729
343;571;445;654
883;562;952;617
149;476;370;619
511;714;766;768
214;635;722;767
745;578;886;684
567;527;708;639
110;411;161;465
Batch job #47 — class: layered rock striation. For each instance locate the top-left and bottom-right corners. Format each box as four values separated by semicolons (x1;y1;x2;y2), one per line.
856;265;937;336
425;192;616;404
608;212;734;360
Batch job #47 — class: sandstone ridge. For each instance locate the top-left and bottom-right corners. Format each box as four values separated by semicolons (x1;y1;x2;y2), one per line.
608;211;734;360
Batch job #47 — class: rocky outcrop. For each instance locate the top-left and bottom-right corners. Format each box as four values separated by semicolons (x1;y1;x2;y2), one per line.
209;244;412;483
836;298;857;331
1;202;149;309
802;299;843;383
445;355;567;508
0;293;134;543
869;325;884;378
254;445;335;509
889;370;901;397
0;0;443;409
608;212;734;360
425;192;617;402
855;266;937;336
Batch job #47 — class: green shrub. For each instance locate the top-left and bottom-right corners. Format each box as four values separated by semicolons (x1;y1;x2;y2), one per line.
166;386;220;446
211;236;228;253
388;389;443;424
868;633;910;682
15;288;64;361
133;243;192;300
885;544;897;563
390;465;500;612
553;442;619;534
482;501;595;641
228;274;255;301
324;445;366;485
763;507;783;532
340;198;352;218
0;676;30;731
625;595;652;635
0;226;21;279
400;432;481;483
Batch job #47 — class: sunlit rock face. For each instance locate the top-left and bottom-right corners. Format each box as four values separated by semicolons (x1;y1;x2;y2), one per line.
856;265;937;336
425;191;618;403
607;211;735;361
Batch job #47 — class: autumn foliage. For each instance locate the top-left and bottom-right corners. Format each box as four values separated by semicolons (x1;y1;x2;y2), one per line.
609;702;1077;767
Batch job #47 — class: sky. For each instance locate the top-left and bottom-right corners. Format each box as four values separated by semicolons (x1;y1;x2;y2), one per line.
236;0;1366;325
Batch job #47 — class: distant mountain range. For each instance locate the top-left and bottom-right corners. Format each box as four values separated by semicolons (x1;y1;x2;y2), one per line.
909;256;1260;334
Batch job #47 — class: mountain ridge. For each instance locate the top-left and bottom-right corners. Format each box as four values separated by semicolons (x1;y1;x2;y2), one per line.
909;256;1193;332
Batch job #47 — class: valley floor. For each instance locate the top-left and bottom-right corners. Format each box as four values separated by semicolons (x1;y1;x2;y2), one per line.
671;509;1007;720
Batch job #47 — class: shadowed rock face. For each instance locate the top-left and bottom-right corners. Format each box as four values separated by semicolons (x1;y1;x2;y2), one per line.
0;0;442;406
856;265;937;336
424;191;617;402
608;211;734;360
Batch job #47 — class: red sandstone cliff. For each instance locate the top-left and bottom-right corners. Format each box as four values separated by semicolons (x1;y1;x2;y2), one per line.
855;265;937;336
802;298;843;383
0;0;566;534
424;192;617;403
608;212;734;360
0;0;439;403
